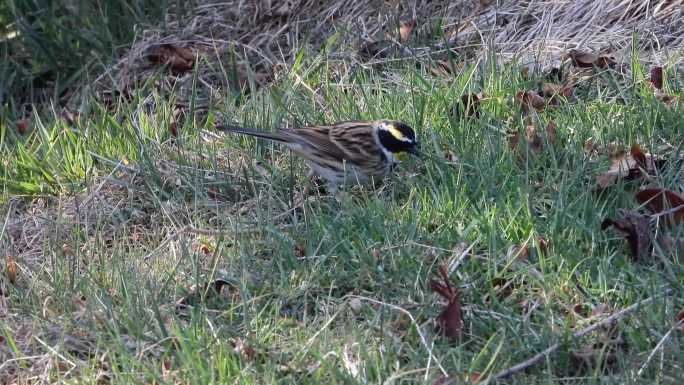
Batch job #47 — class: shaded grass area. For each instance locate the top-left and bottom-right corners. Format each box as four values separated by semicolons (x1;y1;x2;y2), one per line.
0;0;180;111
1;54;683;384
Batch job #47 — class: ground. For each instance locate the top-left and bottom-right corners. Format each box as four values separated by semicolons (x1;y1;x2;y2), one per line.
1;1;683;384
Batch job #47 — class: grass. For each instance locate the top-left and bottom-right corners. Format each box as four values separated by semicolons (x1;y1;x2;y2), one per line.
1;51;683;384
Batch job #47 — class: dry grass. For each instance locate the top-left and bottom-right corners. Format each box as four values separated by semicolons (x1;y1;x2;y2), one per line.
85;0;684;113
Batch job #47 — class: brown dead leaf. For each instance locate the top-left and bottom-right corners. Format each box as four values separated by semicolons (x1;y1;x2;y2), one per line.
454;93;481;119
508;122;554;158
232;337;257;361
176;278;233;309
60;109;79;125
430;59;463;78
545;121;557;145
542;82;574;105
520;67;530;80
676;309;684;332
545;67;564;82
491;277;515;301
15;119;29;135
515;90;546;115
199;244;211;255
635;188;684;226
601;209;651;260
594;55;616;69
570;303;623;370
147;44;195;73
568;49;597;68
6;256;16;284
359;40;397;61
541;83;563;97
431;372;480;385
584;138;598;154
524;125;544;154
507;130;520;151
444;149;459;167
398;19;417;43
428;265;462;339
654;89;678;107
293;244;306;258
649;66;663;90
567;49;614;69
657;234;684;259
431;375;454;385
595;144;661;189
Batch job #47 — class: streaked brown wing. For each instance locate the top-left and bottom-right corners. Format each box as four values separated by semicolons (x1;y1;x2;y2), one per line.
279;125;346;161
328;121;385;168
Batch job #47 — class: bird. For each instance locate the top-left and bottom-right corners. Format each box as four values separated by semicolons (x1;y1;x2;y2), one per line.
216;120;419;192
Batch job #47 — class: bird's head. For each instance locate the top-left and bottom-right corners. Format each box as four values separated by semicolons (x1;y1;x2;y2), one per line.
376;121;419;159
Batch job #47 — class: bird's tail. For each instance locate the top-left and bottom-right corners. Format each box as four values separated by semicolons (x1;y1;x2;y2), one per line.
215;125;289;143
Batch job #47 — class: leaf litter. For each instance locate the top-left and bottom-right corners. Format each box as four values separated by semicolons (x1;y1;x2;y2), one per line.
428;265;463;339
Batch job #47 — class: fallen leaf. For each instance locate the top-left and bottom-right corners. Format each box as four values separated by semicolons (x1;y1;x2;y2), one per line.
60;109;79;125
525;124;543;154
293;244;306;258
545;67;564;82
515;90;546;115
444;149;459;167
520;67;530;80
658;235;684;259
536;236;549;254
584;138;598;154
567;49;615;69
147;44;195;73
491;277;515;301
649;67;663;90
398;19;417;43
232;337;257;361
676;309;684;332
15;119;29;135
601;209;651;260
570;303;623;370
431;375;454;385
199;244;211;255
567;49;597;68
453;93;481;119
430;59;463;78
349;298;363;314
508;123;553;158
541;83;563;97
545;121;557;145
595;144;661;189
635;188;684;226
169;120;178;137
542;82;574;105
428;265;462;339
507;130;520;151
176;278;234;308
468;372;482;384
654;89;677;107
358;40;397;61
594;55;616;69
6;256;16;284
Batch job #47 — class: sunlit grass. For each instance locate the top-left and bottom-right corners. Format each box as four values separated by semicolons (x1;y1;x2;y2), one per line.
0;55;683;384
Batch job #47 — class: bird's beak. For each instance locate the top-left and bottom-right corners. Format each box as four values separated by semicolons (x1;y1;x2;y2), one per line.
407;145;420;156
